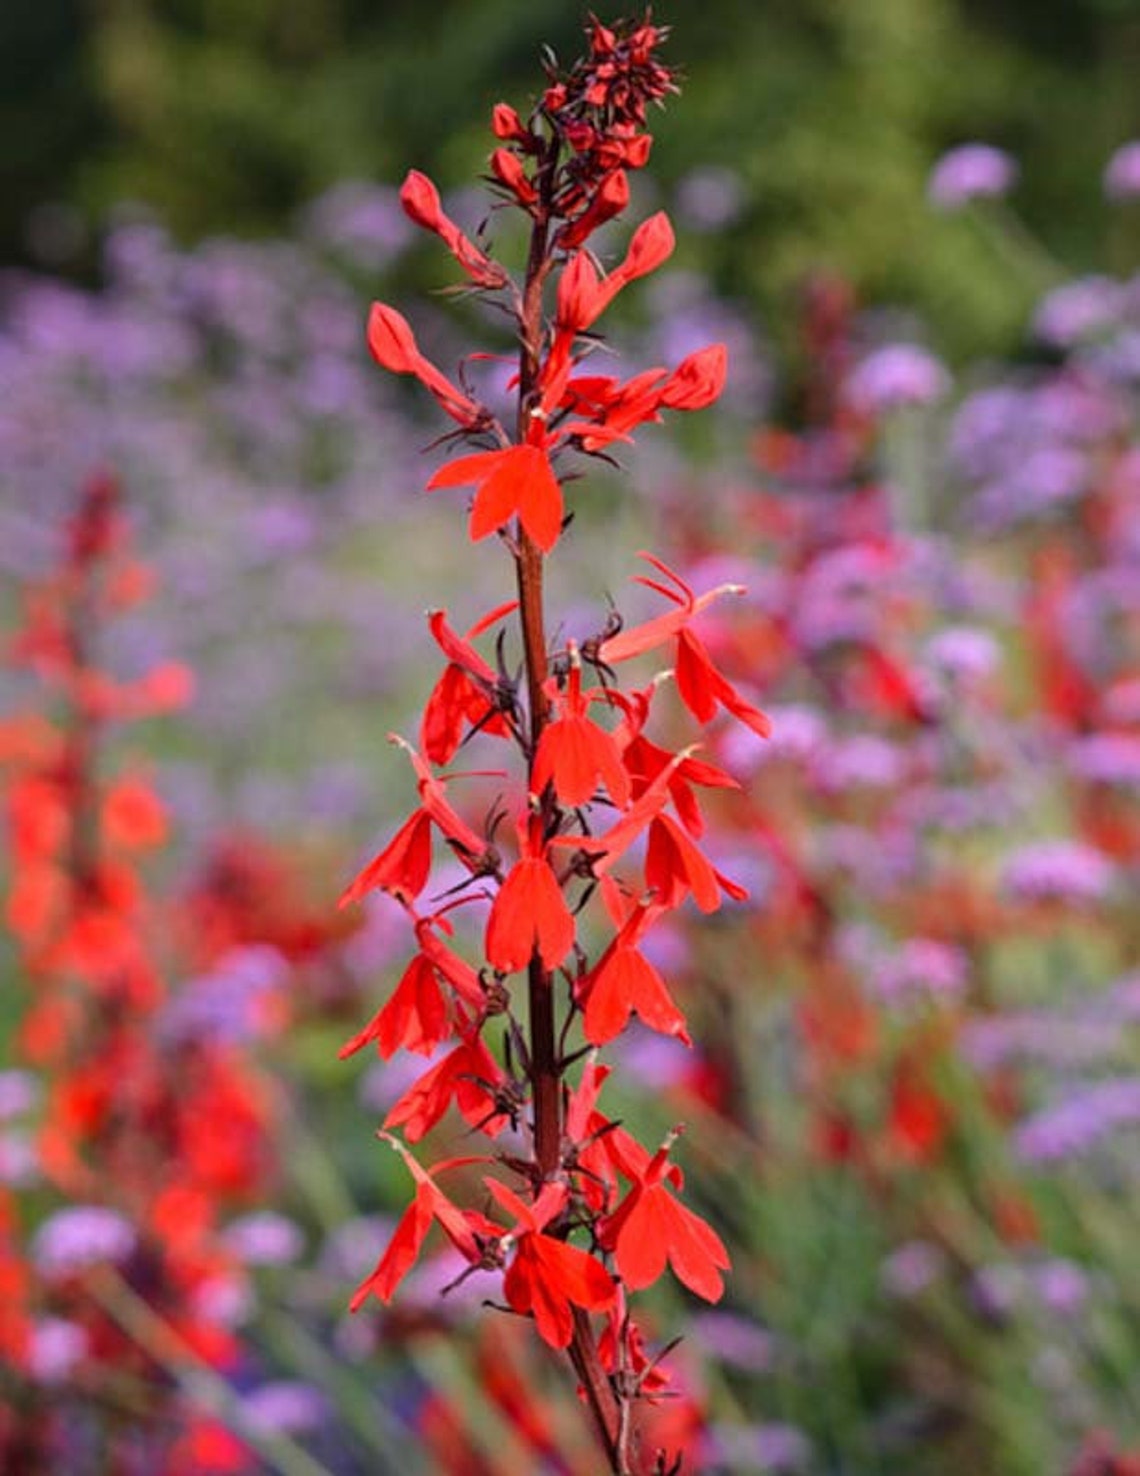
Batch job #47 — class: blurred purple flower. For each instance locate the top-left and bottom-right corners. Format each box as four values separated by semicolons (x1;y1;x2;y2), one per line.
1104;141;1140;200
1033;278;1123;348
962;1012;1123;1071
928;144;1018;207
881;1240;947;1297
242;1381;329;1435
0;1131;40;1189
675;167;745;231
690;1311;775;1371
33;1207;136;1276
1015;1078;1140;1162
28;1319;88;1384
872;938;968;1003
708;1422;812;1472
0;1070;39;1122
845;344;950;414
923;625;1001;684
1001;840;1115;905
223;1210;305;1267
812;734;904;793
1032;1258;1089;1315
1068;733;1140;787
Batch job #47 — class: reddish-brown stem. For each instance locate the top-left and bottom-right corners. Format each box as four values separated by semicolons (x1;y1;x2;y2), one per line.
511;133;631;1476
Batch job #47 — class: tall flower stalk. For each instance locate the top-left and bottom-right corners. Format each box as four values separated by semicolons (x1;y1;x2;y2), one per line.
342;17;769;1472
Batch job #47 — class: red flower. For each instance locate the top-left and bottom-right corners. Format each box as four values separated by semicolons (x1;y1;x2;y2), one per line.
600;553;770;738
485;819;574;974
350;1138;494;1310
420;602;517;764
531;649;630;808
338;952;449;1060
644;812;747;913
428;444;564;553
399;170;508;289
579;901;690;1046
485;1179;615;1348
383;1028;507;1142
601;1133;729;1301
367;304;482;427
339;808;432;909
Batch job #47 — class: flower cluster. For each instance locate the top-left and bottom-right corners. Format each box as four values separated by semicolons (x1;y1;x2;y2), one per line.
340;16;763;1471
0;474;335;1474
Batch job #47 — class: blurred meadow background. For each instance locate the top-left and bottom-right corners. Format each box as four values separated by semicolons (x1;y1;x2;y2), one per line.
4;1;1140;1472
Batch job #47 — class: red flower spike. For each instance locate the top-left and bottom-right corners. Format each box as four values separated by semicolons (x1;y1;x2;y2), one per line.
428;444;564;553
367;303;483;427
601;1134;730;1301
399;170;509;289
485;819;575;974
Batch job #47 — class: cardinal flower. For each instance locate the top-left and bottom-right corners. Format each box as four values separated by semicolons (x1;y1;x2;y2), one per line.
383;1026;508;1142
367;304;483;427
421;601;517;764
601;553;770;738
485;1179;615;1348
428;444;564;553
400;170;509;289
350;1138;496;1310
531;646;630;808
485;817;574;974
601;1132;730;1301
337;951;449;1060
579;901;690;1045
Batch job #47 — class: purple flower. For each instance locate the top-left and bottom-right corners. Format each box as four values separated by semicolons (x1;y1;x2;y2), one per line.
1014;1077;1140;1162
1104;141;1140;200
811;734;904;793
845;344;950;414
924;626;1001;683
223;1211;305;1267
1068;733;1140;788
872;939;968;1004
675;167;745;231
1033;278;1123;348
242;1381;329;1435
0;1131;40;1189
1001;840;1115;905
708;1422;812;1472
961;1013;1123;1071
28;1319;88;1384
0;1070;39;1122
689;1312;775;1371
1032;1259;1089;1315
33;1206;136;1276
881;1240;947;1297
928;144;1018;207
